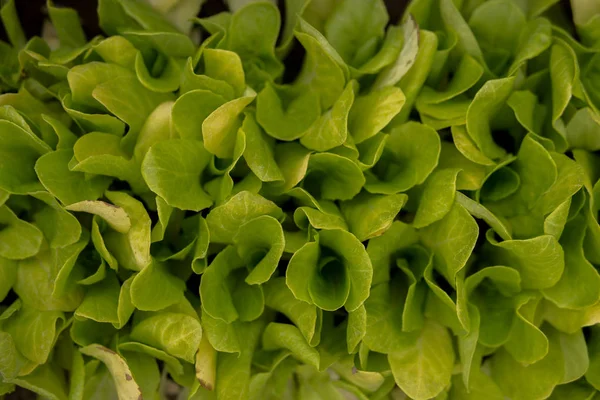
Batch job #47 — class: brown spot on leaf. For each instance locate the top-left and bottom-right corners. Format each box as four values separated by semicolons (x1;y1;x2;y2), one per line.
125;374;133;381
101;201;118;208
99;346;117;354
199;379;214;391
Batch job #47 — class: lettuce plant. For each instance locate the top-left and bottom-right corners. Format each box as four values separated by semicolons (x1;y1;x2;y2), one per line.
1;0;600;399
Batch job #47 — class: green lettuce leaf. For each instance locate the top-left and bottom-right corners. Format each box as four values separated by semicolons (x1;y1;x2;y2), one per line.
287;229;372;312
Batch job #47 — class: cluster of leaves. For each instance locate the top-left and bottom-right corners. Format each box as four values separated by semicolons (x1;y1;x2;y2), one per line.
1;0;600;399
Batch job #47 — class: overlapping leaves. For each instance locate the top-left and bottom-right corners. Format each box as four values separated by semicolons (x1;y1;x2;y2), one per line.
1;0;600;399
